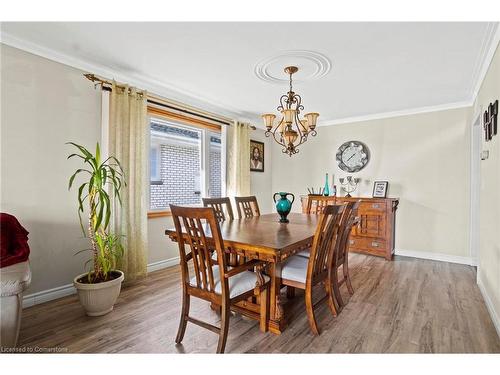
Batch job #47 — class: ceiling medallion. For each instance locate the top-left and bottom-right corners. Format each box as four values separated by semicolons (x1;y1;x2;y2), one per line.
261;66;319;156
254;50;331;84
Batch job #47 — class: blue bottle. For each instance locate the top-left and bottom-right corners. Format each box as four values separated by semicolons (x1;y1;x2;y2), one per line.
323;173;330;196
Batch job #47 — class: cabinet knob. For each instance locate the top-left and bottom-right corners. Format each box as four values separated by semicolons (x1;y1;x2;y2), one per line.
349;240;355;245
371;242;379;247
372;204;380;209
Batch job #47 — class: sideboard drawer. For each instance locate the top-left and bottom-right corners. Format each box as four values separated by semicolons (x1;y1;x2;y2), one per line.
359;201;387;214
348;237;387;251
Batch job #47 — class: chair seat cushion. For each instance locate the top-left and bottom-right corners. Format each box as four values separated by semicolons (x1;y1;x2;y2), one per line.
190;265;269;298
281;255;309;284
0;261;31;296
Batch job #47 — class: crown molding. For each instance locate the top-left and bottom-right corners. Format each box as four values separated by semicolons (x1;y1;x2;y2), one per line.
470;22;500;102
252;99;473;130
319;100;472;127
0;32;251;123
2;26;495;128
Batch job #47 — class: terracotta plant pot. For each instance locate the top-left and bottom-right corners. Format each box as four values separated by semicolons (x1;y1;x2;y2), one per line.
73;270;124;316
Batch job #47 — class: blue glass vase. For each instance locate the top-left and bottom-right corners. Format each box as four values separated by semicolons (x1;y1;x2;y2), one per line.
273;192;295;223
324;173;330;196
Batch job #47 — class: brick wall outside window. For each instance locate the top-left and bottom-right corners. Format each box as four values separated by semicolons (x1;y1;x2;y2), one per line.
209;147;222;198
150;144;201;210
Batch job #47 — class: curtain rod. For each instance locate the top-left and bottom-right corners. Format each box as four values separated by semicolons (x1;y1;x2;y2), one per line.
84;73;256;130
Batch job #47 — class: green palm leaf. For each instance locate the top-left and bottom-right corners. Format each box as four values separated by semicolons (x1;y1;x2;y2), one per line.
67;141;126;282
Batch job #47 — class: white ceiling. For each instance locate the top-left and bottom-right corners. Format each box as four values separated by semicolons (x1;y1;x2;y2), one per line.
1;22;498;125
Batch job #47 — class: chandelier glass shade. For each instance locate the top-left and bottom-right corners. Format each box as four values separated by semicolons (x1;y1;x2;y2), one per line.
262;66;319;156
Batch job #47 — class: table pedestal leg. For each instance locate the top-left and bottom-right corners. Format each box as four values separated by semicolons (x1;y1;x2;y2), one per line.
268;262;286;334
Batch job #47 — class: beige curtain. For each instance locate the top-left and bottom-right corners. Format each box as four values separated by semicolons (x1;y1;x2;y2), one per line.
109;83;148;282
226;121;251;197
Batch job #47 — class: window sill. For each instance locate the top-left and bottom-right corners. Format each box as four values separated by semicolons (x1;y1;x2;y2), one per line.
148;210;172;219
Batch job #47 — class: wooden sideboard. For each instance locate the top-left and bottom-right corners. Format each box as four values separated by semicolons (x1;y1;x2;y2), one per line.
300;196;399;260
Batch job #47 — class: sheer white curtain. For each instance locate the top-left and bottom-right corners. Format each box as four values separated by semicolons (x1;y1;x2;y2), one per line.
226;121;251;197
108;83;148;282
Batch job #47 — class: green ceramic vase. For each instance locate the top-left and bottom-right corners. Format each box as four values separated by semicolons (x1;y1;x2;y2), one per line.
273;192;295;223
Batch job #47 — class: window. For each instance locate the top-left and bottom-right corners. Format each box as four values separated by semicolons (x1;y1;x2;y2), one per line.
148;108;223;214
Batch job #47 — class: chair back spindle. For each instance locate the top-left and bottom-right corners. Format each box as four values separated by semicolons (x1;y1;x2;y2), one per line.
235;196;261;219
306;196;337;215
335;201;361;265
202;197;234;222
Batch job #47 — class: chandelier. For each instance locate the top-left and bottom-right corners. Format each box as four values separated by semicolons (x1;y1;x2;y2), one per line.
261;66;319;156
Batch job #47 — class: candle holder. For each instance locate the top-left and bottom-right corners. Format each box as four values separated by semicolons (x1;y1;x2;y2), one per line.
338;176;361;197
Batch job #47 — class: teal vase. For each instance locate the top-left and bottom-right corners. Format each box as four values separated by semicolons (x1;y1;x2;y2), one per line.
273;192;295;223
324;173;330;196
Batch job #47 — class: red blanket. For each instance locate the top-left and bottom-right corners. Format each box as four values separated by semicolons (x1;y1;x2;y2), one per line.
0;213;30;268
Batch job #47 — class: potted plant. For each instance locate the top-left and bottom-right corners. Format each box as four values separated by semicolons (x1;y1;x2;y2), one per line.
67;142;126;316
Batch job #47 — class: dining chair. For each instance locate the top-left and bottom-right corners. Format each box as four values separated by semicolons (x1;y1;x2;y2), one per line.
202;197;237;265
170;205;270;353
280;204;345;335
202;197;234;222
235;196;261;219
330;201;360;311
306;195;337;214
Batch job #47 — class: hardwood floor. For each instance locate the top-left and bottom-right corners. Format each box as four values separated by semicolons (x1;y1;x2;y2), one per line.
18;254;500;353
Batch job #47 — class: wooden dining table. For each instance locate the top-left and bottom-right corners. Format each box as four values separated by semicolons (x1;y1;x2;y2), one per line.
165;212;319;334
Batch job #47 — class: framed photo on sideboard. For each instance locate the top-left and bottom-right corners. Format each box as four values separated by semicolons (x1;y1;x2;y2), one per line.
372;181;389;198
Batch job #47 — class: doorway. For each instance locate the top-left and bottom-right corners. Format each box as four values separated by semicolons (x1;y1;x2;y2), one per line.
470;112;482;266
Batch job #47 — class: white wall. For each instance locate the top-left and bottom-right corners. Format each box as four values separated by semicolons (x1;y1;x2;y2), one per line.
271;107;472;258
474;41;500;332
1;45;101;294
250;128;273;214
147;216;178;265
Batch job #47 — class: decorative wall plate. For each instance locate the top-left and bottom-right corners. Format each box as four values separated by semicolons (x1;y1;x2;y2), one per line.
336;141;370;172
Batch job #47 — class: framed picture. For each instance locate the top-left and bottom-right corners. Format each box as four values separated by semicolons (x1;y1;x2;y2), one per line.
372;181;389;198
250;140;264;172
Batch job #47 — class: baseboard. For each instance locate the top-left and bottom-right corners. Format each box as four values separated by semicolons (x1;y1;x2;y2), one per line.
22;256;180;309
22;283;76;308
394;248;476;266
477;272;500;338
147;257;180;273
